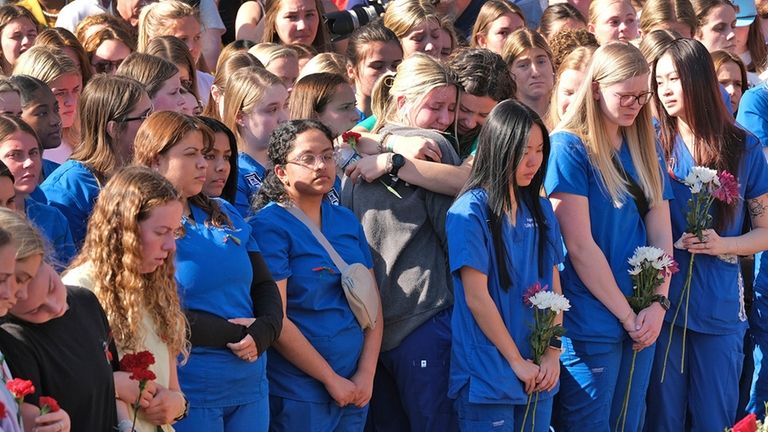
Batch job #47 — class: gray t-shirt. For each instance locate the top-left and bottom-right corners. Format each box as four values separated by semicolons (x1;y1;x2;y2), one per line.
342;125;461;351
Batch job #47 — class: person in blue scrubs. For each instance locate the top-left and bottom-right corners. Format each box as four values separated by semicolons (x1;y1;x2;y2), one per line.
198;116;239;205
447;100;564;431
41;75;151;248
133;111;283;432
251;120;382;431
544;42;674;432
219;66;288;217
10;75;63;182
0;117;74;267
646;38;768;431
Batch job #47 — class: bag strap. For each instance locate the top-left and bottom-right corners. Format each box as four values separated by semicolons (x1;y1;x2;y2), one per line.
280;204;350;272
612;155;650;218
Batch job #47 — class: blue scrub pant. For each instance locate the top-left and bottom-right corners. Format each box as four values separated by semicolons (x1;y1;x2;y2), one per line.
749;281;768;418
364;308;458;432
454;385;553;432
174;395;269;432
554;336;655;432
645;325;744;431
269;395;368;431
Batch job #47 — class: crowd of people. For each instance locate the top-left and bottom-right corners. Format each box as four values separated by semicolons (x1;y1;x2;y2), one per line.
0;0;764;430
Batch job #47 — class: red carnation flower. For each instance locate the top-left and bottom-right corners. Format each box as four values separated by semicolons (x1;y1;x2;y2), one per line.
341;131;361;142
6;379;34;400
120;351;156;374
522;282;548;307
129;369;156;382
732;413;757;432
39;396;60;415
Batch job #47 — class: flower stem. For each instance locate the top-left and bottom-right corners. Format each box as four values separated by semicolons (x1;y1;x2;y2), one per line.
532;391;539;432
615;350;637;432
680;254;695;373
520;393;532;432
660;253;694;382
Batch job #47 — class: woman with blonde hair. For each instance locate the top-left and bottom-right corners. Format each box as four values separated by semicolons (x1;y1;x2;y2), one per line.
137;0;205;71
0;5;38;75
544;42;673;430
64;166;189;432
13;44;81;163
249;43;300;92
41;74;151;247
547;45;595;128
133;111;282;432
260;0;331;53
220;66;288;217
343;52;461;431
638;0;697;38
383;0;443;58
503;29;556;118
470;0;526;55
82;25;135;75
203;51;263;120
34;27;93;84
117;53;186;114
289;72;359;137
588;0;639;44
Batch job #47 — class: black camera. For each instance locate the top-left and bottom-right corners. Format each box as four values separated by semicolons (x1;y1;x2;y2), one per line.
324;1;388;42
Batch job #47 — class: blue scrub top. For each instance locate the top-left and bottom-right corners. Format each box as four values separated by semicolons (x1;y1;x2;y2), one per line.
234;152;266;218
544;131;673;343
736;83;768;147
25;198;75;268
252;200;373;404
446;189;563;404
175;199;267;407
40;160;101;248
41;159;60;181
666;134;768;335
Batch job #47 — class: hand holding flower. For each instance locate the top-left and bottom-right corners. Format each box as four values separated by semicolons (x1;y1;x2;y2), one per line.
632;303;666;349
680;229;730;256
536;349;561;392
509;357;540;395
142;386;186;426
33;407;70;432
115;371;156;408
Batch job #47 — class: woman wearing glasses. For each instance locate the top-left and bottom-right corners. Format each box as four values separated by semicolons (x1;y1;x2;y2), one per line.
133;111;282;432
544;42;674;431
82;25;135;75
41;74;151;248
251;119;382;431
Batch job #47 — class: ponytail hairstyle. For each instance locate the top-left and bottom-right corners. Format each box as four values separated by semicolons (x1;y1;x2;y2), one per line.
639;0;697;37
652;37;744;230
461;99;552;287
252;119;334;210
220;66;285;152
133;111;231;228
370;52;458;132
557;42;664;208
203;51;263;120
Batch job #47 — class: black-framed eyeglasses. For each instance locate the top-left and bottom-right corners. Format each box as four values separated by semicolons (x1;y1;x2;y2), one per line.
92;58;125;74
286;151;338;169
118;108;153;123
615;91;653;107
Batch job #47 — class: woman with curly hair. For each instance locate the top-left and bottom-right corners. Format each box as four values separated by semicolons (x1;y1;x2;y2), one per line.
63;166;189;432
133;111;282;432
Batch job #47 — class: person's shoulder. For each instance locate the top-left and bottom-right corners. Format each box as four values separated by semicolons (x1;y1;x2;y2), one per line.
323;199;360;225
43;160;94;184
450;188;488;215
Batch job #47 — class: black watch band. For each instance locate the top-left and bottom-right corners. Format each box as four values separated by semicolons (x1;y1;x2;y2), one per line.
389;153;405;177
651;294;671;311
548;337;562;350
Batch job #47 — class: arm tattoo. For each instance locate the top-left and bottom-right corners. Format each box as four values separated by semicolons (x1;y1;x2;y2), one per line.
749;198;767;218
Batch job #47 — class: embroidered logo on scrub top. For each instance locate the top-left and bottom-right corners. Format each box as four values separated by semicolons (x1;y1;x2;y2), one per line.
245;172;262;189
326;188;340;205
523;217;536;229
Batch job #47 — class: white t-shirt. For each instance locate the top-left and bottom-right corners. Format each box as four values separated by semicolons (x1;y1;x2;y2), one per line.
56;0;224;33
